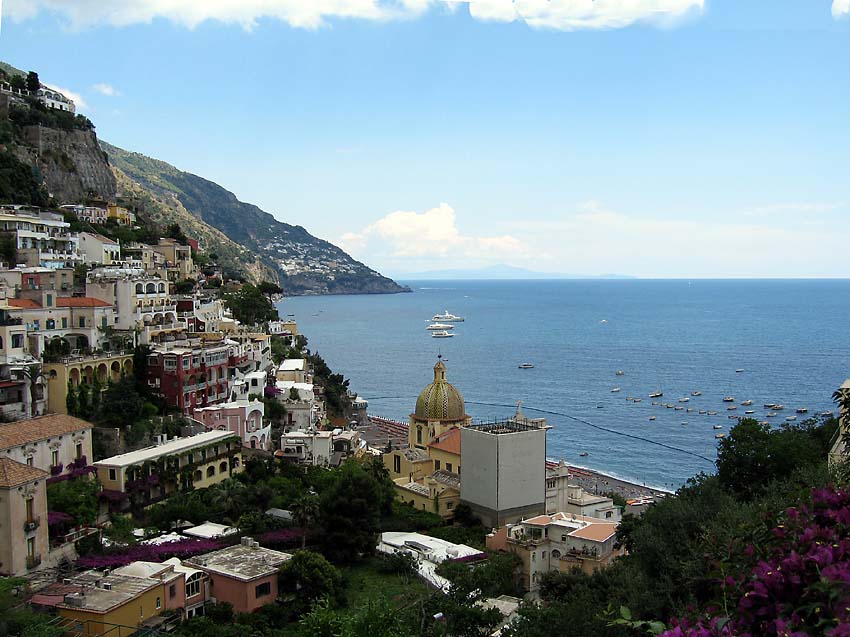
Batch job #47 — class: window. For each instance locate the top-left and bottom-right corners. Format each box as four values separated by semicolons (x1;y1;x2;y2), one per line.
193;470;202;482
155;597;161;610
148;356;159;367
434;460;441;471
76;443;83;459
561;535;567;542
393;455;401;474
61;317;68;328
169;584;176;598
206;466;215;478
219;461;228;473
182;357;190;370
416;426;422;444
27;537;35;558
255;582;271;598
33;320;39;330
186;575;201;598
101;316;108;328
26;498;34;523
606;511;613;519
51;450;59;466
78;316;85;328
12;334;23;348
542;551;547;559
26;456;33;466
46;294;52;306
109;468;117;481
447;501;454;509
46;319;55;330
445;462;452;473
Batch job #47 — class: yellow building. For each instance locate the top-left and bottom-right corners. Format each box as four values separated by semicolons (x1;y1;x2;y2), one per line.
43;353;135;414
0;458;49;576
56;568;170;637
106;204;136;227
383;358;469;518
93;430;242;508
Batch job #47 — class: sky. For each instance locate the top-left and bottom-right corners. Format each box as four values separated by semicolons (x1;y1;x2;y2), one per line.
1;0;849;278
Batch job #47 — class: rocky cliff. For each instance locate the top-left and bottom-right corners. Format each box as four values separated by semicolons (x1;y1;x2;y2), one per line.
12;124;116;203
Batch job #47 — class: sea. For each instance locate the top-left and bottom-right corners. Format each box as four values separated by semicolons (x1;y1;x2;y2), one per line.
277;279;849;490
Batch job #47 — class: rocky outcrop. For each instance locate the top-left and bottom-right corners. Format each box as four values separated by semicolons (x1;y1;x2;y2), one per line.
13;126;116;203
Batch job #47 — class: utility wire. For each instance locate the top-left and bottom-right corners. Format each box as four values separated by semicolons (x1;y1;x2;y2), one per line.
365;395;716;465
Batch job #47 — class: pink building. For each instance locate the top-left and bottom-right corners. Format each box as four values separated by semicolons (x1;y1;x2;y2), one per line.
187;538;291;614
192;400;269;450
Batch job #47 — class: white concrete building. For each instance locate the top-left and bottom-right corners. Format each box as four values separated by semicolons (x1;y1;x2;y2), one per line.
192;399;270;451
86;269;178;332
79;233;121;265
36;86;75;112
377;531;484;591
0;207;80;269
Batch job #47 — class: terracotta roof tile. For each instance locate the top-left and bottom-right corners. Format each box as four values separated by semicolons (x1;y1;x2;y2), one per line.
56;297;112;308
8;299;41;309
428;427;461;455
0;414;93;451
0;457;47;487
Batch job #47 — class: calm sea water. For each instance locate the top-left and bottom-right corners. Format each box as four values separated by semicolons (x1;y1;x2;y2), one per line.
278;280;849;489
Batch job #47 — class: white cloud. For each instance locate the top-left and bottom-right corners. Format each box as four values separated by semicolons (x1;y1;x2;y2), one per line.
501;200;849;278
43;83;87;109
833;0;850;18
454;0;704;30
339;202;526;268
4;0;432;30
92;83;120;96
745;202;843;217
5;0;704;30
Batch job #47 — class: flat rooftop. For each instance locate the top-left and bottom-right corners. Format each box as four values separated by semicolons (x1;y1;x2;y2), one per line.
188;542;291;581
93;430;237;468
58;570;160;613
465;417;550;434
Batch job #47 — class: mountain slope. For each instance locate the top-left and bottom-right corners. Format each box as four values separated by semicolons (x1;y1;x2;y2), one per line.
102;142;409;296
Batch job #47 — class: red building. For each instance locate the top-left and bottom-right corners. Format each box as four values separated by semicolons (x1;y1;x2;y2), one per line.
146;343;231;414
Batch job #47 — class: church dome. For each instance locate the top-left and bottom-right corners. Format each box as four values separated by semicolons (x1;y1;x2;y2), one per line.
414;359;467;422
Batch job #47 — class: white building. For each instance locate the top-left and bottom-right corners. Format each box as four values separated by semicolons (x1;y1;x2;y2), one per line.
86;269;178;332
0;207;80;269
377;531;484;591
192;399;270;451
0;414;94;474
545;461;621;522
460;413;551;528
278;430;333;466
59;205;108;225
36;86;75;113
79;233;121;265
276;359;309;384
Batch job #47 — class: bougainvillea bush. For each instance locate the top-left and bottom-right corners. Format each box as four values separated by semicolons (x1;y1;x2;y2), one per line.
660;486;850;637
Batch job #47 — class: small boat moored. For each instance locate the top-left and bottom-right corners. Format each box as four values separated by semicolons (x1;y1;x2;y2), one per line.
518;363;535;369
611;387;621;393
723;396;736;403
431;331;454;338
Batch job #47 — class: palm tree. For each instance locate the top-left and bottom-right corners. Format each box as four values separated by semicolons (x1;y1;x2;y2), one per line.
19;364;44;417
291;493;320;549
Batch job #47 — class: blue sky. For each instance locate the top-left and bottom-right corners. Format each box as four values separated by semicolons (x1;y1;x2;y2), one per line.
2;1;849;278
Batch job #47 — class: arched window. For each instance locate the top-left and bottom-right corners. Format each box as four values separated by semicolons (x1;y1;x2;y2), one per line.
146;283;156;294
206;466;215;478
551;549;561;559
158;283;165;293
416;426;422;444
193;470;202;482
219;461;228;473
135;283;143;294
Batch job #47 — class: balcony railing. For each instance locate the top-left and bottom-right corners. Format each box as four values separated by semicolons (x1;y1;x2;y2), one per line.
26;554;42;569
24;516;40;532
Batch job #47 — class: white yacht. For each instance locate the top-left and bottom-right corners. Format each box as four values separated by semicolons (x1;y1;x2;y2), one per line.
649;391;663;398
691;391;702;397
518;363;535;369
432;310;465;322
741;399;753;406
611;387;621;393
426;323;454;331
678;397;690;403
431;330;454;338
722;396;736;403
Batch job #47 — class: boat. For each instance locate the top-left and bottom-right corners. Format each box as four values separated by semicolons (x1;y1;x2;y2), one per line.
686;408;693;412
713;425;723;430
820;411;833;417
579;452;589;457
681;421;688;426
651;401;661;406
727;405;737;411
633;398;643;403
426;323;454;330
729;415;740;419
796;408;808;414
674;406;684;411
678;397;690;403
518;363;535;369
432;310;465;322
785;416;797;422
649;391;663;398
745;410;755;414
691;391;702;397
626;396;634;401
772;404;785;411
735;369;745;373
707;410;718;415
764;403;776;409
699;410;707;415
666;404;674;409
722;396;736;403
648;416;656;421
615;370;625;376
431;331;454;338
611;387;621;393
741;400;753;406
715;433;726;439
766;412;777;418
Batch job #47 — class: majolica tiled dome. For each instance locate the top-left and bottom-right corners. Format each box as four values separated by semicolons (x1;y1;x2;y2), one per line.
414;359;466;422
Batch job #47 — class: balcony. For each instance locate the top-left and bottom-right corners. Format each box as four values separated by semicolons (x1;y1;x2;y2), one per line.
26;554;42;569
24;516;41;532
